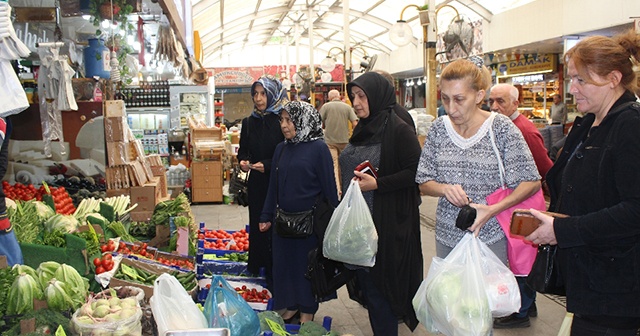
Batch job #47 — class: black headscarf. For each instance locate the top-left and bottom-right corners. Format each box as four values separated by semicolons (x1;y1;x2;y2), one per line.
282;101;324;144
347;72;396;145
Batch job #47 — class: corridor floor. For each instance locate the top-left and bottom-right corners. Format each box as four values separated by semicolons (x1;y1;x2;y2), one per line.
191;195;567;336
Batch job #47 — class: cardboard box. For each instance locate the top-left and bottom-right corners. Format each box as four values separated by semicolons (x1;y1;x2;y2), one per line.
109;258;196;300
157;173;168;198
130;211;154;222
105;116;128;142
104;100;126;117
107;141;131;166
151;165;166;176
129;177;160;211
106;188;130;197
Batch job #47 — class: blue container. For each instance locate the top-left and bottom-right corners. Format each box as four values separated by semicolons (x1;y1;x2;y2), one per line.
84;38;110;79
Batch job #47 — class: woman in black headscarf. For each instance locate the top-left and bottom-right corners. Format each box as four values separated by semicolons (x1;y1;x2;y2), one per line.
339;72;423;335
237;75;287;288
259;101;339;324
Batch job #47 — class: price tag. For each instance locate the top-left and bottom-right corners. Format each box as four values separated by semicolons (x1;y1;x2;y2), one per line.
265;318;291;336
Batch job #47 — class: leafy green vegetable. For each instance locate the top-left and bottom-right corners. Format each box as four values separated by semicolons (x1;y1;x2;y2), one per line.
44;279;75;312
107;221;136;242
44;214;79;234
8;200;43;244
173;215;191;227
7;273;43;315
0;267;17;317
2;308;70;336
42;229;67;248
73;227;101;257
150;193;189;227
298;320;330;336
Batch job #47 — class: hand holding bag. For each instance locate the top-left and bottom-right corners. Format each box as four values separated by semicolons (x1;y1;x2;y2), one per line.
323;179;378;267
486;117;546;276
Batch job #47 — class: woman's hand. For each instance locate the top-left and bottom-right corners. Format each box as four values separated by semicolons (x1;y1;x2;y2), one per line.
250;162;265;173
525;209;558;245
239;160;251;172
467;203;491;234
443;184;470;208
353;170;378;192
258;222;271;232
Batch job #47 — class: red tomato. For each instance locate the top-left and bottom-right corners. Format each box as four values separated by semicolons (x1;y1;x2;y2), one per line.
95;266;105;274
102;254;113;261
102;259;114;271
100;245;109;253
93;258;102;267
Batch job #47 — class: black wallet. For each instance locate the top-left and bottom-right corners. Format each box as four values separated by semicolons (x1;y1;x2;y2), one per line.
456;205;477;230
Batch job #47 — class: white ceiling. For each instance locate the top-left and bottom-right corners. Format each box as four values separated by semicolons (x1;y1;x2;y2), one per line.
191;0;537;67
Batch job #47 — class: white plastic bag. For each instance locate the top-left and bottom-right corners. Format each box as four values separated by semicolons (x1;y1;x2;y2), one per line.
477;235;521;317
420;233;495;336
150;273;208;336
323;179;378;267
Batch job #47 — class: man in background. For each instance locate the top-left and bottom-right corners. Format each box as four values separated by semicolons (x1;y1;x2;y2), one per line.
319;89;358;195
550;94;567;125
489;83;553;329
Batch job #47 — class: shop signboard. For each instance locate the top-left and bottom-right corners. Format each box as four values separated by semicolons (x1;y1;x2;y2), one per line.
497;54;557;77
12;22;55;53
213;64;345;87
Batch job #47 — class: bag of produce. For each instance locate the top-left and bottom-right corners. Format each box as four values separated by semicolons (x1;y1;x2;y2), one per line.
322;180;378;267
203;275;260;336
416;233;498;336
150;273;207;335
70;289;143;336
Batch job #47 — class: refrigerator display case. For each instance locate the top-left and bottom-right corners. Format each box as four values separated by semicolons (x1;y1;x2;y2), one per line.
170;85;213;129
126;107;171;158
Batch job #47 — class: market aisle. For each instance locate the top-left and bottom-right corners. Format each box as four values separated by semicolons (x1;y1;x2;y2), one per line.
191;195;567;336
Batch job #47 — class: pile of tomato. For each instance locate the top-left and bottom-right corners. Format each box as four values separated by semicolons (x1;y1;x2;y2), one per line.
234;285;271;303
2;182;75;215
199;229;249;252
103;240;153;259
156;256;195;270
93;254;114;274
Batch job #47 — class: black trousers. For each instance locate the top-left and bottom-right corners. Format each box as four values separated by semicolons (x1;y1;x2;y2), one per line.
356;269;398;336
571;315;638;336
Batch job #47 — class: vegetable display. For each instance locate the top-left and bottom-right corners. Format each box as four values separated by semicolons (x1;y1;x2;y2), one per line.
71;288;143;336
114;263;197;292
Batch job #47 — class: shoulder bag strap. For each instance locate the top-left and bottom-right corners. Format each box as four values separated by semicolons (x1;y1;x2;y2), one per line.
275;146;285;208
487;113;506;187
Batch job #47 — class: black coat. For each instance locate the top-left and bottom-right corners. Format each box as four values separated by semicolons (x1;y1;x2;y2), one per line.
237;113;284;275
547;92;640;323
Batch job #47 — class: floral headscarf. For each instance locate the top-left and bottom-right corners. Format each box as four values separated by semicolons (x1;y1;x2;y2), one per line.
282;101;324;144
251;75;288;118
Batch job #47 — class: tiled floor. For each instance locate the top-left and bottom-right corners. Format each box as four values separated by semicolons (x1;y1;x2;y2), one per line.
191;195;568;336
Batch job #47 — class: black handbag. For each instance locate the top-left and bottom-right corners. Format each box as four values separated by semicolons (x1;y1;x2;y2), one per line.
230;168;249;207
274;207;314;238
526;244;566;296
305;247;355;301
273;147;315;238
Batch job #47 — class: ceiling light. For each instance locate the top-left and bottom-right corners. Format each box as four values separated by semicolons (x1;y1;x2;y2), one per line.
389;20;413;47
320;56;336;72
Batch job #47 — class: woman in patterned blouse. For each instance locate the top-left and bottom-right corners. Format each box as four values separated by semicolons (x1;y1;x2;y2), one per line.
415;58;541;263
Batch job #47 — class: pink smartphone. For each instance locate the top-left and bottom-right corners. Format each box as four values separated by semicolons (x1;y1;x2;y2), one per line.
355;160;378;179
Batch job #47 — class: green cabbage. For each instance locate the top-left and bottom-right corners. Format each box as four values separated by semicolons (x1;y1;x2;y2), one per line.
37;261;61;289
7;273;43;315
12;264;38;280
34;201;55;219
45;214;79;233
53;264;89;309
44;278;75;312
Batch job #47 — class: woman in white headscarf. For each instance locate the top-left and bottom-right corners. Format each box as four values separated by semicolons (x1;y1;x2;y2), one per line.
259;101;339;324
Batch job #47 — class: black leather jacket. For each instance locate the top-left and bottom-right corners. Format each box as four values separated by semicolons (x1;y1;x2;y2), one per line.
547;92;640;324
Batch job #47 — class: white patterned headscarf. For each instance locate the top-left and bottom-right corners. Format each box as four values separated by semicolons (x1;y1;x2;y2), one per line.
282;101;324;144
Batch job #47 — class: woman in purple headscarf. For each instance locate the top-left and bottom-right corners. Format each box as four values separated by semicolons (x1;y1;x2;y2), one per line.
237;75;288;289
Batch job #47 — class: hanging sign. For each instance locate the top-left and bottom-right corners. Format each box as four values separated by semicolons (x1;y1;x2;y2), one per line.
497;54;556;77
